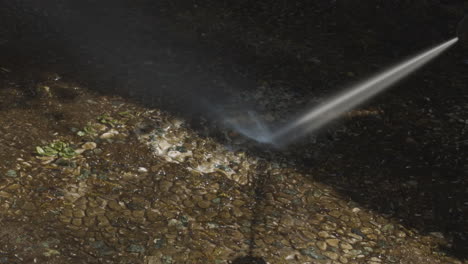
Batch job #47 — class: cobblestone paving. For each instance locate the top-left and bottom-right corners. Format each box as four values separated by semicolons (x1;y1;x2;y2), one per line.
0;72;465;264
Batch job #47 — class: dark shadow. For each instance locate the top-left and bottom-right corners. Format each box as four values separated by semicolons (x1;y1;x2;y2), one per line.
232;256;266;264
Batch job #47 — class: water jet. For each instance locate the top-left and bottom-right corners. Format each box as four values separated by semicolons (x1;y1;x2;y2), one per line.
234;16;468;148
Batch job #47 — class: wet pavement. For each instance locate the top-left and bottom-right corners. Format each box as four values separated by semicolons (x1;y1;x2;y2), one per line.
0;70;466;264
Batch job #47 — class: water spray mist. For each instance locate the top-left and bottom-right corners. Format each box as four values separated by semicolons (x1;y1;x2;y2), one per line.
230;16;468;148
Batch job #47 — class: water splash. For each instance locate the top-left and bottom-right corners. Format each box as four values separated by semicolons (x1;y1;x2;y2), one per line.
232;38;457;148
224;110;273;144
204;102;270;143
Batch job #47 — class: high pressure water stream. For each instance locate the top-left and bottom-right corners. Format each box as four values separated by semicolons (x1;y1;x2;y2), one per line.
270;37;458;147
233;37;458;148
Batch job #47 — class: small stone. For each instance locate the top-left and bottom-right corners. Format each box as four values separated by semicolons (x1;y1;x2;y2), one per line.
232;207;243;217
83;216;96;227
351;228;366;238
339;256;348;263
159;180;173;192
73;210;86;218
370;220;381;228
0;191;11;198
88;200;99;208
285;253;297;260
168;219;181;227
100;129;119;139
300;248;325;260
321;223;335;231
265;193;274;201
43;249;60;257
82;142;97;150
21;202;36;211
6;170;17;178
396;231;406;238
161;255;173;264
93;148;103;155
55;158;74;167
263;236;275;245
206;222;219;229
183;200;194;208
349;249;362;256
138;167;148;173
302;231;317;240
108;200;123;211
340;242;353;250
364;247;373;252
292;198;302;206
197;200;211;209
72;218;82;226
97;215;110;226
204;193;217;201
145;256;160;264
325;239;339;248
318;231;329;238
231;230;244;240
323;251;339;260
132;210;145;219
75;148;86;154
61;208;73;217
348;233;364;241
59;216;71;223
72;230;87;238
312;189;323;198
340;215;350;222
211;198;221;204
147;210;159;222
381;224;394;233
328;210;341;218
6;184;21;191
127;244;145;253
220;210;231;219
232;200;245;207
153;238;166;249
75;197;87;206
91;240;114;256
280;215;294;226
370;257;382;262
104;226;116;233
316;241;327;251
360;227;373;235
87;207;105;216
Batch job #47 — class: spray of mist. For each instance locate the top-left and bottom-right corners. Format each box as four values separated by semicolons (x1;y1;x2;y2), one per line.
229;38;458;148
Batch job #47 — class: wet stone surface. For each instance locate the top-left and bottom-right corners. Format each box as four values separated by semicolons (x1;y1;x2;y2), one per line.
0;69;466;264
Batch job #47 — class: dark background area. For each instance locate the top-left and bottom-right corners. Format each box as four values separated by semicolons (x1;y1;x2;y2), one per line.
1;0;468;261
1;0;465;102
